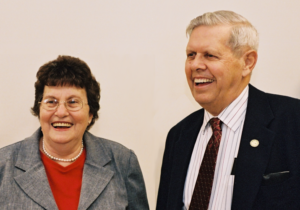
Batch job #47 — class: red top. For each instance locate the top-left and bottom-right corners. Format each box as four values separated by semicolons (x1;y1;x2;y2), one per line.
40;148;86;210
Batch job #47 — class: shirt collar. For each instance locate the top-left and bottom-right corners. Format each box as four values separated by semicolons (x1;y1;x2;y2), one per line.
203;85;249;133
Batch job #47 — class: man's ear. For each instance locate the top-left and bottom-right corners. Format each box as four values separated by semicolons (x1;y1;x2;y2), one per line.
242;50;258;77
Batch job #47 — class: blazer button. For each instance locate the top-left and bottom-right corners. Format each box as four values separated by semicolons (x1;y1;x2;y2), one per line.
250;139;259;147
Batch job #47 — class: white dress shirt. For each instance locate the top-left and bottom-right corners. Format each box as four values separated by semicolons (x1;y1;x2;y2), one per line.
183;85;249;210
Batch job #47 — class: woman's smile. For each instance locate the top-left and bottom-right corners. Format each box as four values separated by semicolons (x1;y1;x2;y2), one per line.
52;122;73;128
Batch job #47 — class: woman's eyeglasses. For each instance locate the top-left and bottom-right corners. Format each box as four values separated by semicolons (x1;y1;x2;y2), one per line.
39;98;88;111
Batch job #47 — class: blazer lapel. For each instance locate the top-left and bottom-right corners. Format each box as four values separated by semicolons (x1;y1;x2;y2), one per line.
232;85;276;210
14;129;58;210
77;132;114;210
168;109;204;209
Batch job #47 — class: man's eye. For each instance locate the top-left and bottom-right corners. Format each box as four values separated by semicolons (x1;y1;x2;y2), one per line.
187;53;195;57
206;53;216;58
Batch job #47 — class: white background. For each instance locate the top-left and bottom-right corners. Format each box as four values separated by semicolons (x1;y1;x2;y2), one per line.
1;1;300;209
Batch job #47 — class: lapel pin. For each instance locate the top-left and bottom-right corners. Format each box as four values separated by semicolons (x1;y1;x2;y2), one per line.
250;139;259;147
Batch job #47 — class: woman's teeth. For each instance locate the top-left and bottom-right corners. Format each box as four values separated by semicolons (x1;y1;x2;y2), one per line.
52;122;72;128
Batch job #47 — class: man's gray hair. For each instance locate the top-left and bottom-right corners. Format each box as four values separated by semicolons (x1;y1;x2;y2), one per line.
186;10;259;57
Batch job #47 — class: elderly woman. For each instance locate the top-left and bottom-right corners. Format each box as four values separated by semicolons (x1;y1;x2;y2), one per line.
0;56;149;210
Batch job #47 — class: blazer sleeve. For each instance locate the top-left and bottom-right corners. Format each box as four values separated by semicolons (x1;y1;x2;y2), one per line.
125;150;149;210
156;127;176;210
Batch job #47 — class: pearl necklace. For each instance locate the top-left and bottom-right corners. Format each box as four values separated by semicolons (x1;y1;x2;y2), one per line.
42;139;84;162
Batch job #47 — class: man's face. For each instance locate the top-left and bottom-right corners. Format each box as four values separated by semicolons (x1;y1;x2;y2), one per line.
185;25;249;116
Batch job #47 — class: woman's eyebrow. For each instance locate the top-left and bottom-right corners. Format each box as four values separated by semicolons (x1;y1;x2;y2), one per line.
43;94;81;99
42;95;56;99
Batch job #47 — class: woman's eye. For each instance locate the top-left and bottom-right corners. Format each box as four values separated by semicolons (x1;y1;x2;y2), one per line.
67;99;82;108
68;99;80;104
45;99;57;104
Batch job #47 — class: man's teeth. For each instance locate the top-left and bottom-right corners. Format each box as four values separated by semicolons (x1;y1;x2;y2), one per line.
194;78;214;84
52;122;72;128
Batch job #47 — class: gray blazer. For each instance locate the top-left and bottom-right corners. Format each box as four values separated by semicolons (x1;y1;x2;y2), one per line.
0;129;149;210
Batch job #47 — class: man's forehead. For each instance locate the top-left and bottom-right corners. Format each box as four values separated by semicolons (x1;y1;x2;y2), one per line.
190;25;231;39
186;25;231;50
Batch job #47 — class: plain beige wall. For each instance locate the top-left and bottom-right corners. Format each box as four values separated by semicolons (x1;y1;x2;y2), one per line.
1;0;300;209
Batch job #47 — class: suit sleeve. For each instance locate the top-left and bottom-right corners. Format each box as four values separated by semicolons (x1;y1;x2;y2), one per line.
156;128;176;210
125;150;149;210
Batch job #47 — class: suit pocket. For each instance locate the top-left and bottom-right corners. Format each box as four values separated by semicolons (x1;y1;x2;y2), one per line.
254;175;300;210
261;171;290;186
260;174;298;197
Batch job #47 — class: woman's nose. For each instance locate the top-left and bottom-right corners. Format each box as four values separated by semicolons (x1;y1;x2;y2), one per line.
55;102;69;117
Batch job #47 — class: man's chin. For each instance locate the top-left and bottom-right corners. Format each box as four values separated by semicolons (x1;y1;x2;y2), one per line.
193;94;213;107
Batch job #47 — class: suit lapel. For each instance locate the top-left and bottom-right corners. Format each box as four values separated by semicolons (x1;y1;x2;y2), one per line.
77;132;114;210
14;162;58;209
13;129;115;210
14;129;58;210
169;109;204;209
232;85;276;210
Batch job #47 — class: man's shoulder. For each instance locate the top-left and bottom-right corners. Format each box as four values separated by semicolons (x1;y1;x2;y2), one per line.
248;85;300;124
168;109;204;134
265;92;300;105
266;93;300;120
176;108;204;124
250;85;300;112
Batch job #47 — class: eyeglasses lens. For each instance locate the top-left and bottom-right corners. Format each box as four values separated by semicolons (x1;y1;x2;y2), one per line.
41;98;83;111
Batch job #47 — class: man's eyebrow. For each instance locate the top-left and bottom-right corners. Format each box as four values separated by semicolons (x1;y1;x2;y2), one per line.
204;48;222;55
186;48;195;53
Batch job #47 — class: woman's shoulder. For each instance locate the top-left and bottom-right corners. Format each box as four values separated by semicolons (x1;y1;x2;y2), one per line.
84;131;132;152
84;131;137;164
0;141;23;161
0;140;25;182
0;129;40;166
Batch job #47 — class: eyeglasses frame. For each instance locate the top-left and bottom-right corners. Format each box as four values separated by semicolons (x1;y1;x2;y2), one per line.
38;98;89;112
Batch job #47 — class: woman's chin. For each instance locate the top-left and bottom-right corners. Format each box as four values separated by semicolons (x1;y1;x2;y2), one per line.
44;135;76;145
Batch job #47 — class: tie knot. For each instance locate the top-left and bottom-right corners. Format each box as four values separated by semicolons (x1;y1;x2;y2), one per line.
209;118;222;131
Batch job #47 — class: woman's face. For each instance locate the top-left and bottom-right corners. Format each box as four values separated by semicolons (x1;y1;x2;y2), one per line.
39;85;93;145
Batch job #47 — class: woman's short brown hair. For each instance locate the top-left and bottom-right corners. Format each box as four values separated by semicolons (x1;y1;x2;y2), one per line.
31;55;100;130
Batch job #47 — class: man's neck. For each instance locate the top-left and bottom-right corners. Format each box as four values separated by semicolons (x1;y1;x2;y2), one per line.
203;84;249;116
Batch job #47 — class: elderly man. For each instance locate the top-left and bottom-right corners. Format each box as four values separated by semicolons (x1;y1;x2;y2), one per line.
156;10;300;210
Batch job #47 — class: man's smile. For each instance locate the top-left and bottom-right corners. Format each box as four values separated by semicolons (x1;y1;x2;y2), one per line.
194;78;215;86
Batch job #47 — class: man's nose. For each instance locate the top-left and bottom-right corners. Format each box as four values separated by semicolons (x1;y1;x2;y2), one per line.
55;102;69;117
191;55;206;71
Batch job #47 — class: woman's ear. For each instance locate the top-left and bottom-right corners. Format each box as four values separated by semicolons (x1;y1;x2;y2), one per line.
242;50;258;77
89;114;93;124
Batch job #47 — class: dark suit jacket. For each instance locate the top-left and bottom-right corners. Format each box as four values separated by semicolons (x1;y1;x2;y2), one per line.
157;85;300;210
0;129;149;210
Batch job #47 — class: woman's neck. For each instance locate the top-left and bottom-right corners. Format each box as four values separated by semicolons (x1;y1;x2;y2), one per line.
39;137;84;167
